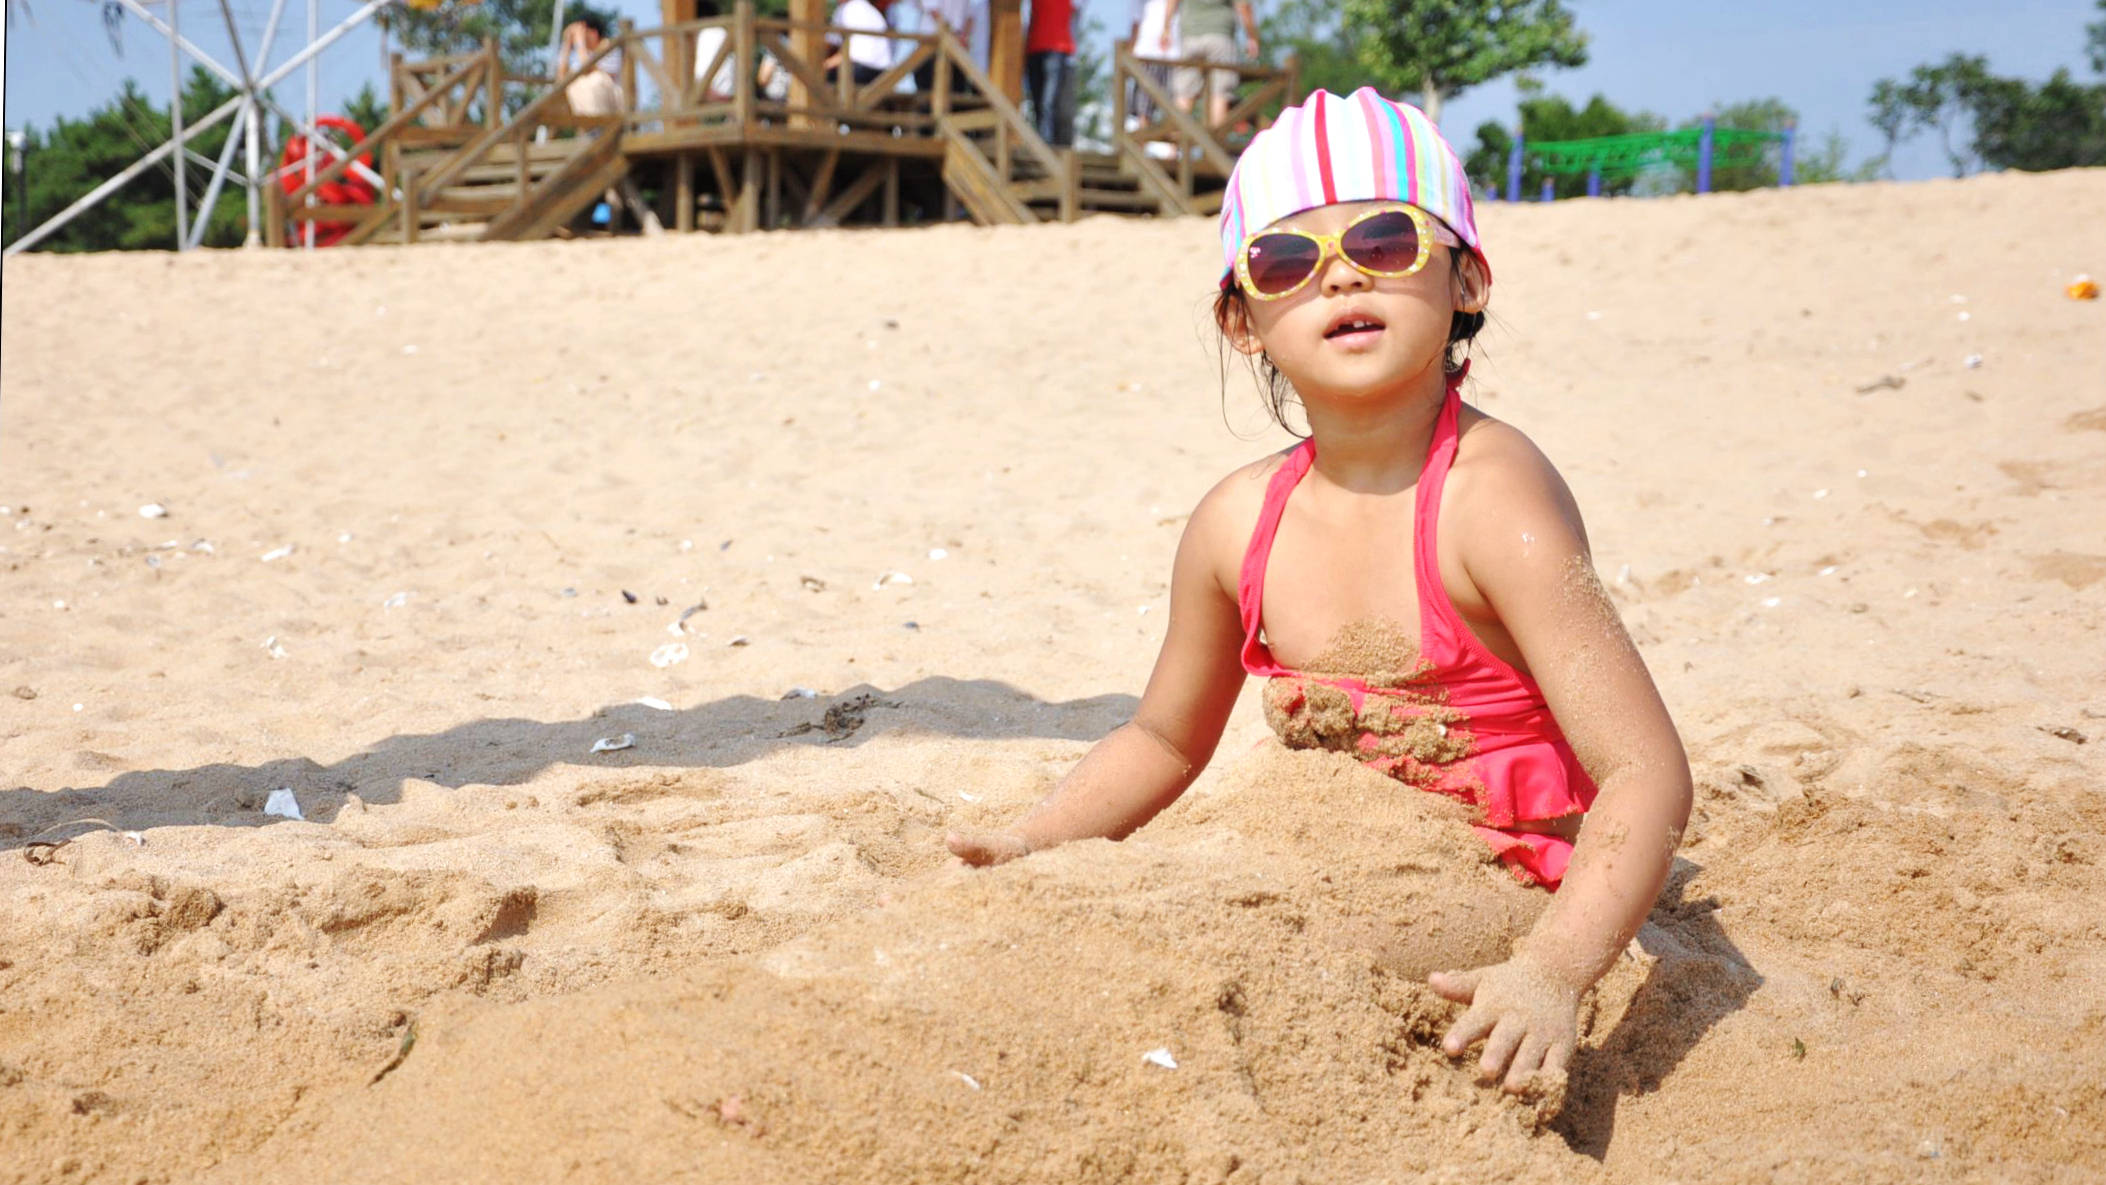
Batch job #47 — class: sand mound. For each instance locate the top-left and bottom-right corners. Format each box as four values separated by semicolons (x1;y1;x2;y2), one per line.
4;170;2104;1182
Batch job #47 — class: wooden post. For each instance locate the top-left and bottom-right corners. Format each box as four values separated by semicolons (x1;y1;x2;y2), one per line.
738;147;761;232
663;0;698;90
988;0;1022;106
265;180;284;247
388;51;405;118
733;0;754;130
882;156;899;226
1283;52;1301;108
401;166;420;244
483;37;501;129
620;19;639;116
790;0;824;128
676;153;695;231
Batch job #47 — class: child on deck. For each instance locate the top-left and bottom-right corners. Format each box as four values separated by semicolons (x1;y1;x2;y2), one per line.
946;89;1693;1094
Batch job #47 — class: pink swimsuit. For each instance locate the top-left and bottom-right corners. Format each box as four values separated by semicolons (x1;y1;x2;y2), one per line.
1237;373;1598;889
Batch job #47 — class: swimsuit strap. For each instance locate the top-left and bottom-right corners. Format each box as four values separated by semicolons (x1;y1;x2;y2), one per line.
1238;439;1314;677
1411;371;1467;654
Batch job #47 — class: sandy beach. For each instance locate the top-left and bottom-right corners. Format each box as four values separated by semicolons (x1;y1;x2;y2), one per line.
3;168;2104;1183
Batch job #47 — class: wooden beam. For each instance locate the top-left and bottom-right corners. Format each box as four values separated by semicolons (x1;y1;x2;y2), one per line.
676;152;695;232
789;0;825;129
988;0;1023;105
800;148;840;225
738;147;761;232
816;158;886;225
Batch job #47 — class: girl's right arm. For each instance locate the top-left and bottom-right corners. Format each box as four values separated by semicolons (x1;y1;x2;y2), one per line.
947;481;1252;866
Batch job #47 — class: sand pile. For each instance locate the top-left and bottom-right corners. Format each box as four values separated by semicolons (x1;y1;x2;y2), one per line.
3;169;2104;1183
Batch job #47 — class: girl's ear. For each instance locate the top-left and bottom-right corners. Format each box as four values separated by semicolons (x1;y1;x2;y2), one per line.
1217;289;1267;357
1451;251;1491;315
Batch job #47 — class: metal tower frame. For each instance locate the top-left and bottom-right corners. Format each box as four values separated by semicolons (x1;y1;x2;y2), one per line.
4;0;397;255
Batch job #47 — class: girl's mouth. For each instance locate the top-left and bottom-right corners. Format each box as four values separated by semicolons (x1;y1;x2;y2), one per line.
1323;312;1387;344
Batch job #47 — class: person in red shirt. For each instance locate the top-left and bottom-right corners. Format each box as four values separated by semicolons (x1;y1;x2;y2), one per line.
1025;0;1077;146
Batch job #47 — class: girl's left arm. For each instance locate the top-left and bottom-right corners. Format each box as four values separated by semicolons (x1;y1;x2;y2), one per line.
1431;427;1693;1092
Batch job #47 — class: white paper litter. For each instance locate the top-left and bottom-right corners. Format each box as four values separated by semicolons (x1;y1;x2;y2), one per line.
139;503;168;519
783;687;817;699
951;1071;981;1090
590;733;636;754
264;788;304;820
873;571;914;590
928;548;949;560
260;544;295;562
262;636;288;660
649;642;690;668
635;697;673;711
382;591;410;609
1963;353;1984;369
1142;1048;1179;1070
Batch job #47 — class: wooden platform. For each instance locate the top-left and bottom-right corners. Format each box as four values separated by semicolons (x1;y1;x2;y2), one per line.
273;6;1297;246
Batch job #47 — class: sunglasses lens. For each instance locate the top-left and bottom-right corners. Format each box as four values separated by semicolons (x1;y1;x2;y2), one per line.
1244;233;1323;295
1341;210;1422;273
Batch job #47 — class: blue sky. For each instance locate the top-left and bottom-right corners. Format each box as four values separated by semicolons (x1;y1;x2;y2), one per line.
3;0;2098;183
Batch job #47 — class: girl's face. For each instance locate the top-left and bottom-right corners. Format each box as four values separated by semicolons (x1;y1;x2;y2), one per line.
1228;200;1488;405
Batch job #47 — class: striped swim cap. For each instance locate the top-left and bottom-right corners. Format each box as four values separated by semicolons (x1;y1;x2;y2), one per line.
1219;87;1488;287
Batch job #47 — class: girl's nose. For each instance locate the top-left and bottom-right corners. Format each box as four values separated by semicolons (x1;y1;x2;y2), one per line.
1317;249;1370;296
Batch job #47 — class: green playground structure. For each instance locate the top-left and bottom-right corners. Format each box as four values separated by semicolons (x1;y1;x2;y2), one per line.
1503;118;1795;200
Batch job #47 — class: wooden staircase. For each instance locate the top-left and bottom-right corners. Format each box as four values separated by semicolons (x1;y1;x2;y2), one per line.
351;136;624;244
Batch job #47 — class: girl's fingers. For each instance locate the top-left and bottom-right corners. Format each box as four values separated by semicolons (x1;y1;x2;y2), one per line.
1440;1003;1497;1058
1427;968;1479;1003
1542;1038;1575;1080
1476;1018;1524;1083
1503;1033;1550;1093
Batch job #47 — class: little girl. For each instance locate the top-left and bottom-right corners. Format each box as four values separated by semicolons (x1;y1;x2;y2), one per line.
947;89;1692;1093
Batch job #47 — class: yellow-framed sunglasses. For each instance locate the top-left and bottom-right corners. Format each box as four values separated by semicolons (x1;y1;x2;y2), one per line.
1234;203;1463;301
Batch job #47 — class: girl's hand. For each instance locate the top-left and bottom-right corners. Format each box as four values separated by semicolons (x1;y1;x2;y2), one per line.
1428;954;1581;1092
945;829;1031;868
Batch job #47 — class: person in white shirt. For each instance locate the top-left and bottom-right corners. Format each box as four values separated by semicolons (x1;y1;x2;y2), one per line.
691;0;735;100
826;0;896;87
557;16;623;117
1128;0;1177;124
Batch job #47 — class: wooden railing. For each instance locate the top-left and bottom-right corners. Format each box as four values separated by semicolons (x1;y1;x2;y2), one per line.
1111;40;1297;214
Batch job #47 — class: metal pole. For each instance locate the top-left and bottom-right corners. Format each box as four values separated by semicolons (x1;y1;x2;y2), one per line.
1586;164;1600;198
1696;113;1714;194
172;0;189;249
3;95;244;256
305;0;317;249
1779;122;1796;187
1539;176;1553;203
188;96;251;248
1505;131;1522;202
245;104;264;245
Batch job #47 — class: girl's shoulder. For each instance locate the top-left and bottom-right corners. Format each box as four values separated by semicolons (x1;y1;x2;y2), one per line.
1179;446;1302;588
1445;403;1592;567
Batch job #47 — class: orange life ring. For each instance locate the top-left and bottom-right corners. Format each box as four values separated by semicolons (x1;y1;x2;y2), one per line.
280;115;376;247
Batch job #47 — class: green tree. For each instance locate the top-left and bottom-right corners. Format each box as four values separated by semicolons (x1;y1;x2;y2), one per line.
1336;0;1587;122
1261;0;1370;101
3;67;248;252
1867;16;2106;178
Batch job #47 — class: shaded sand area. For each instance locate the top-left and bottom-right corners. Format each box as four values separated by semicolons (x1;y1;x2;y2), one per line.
4;170;2104;1183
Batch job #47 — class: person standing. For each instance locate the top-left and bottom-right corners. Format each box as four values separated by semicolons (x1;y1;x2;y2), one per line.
827;0;896;87
1161;0;1257;131
1024;0;1077;147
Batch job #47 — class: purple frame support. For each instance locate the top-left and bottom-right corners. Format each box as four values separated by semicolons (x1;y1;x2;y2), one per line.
1780;122;1797;187
1506;132;1524;202
1586;166;1600;197
1540;176;1553;202
1696;114;1715;194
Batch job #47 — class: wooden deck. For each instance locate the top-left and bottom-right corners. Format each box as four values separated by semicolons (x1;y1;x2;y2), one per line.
274;3;1298;246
